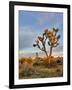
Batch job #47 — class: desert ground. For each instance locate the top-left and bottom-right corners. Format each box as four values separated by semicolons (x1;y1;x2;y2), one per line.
19;55;63;79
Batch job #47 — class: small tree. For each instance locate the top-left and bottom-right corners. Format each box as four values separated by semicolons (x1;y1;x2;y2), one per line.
33;28;60;64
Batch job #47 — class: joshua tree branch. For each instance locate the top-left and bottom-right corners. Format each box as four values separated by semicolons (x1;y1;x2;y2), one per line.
53;43;59;47
37;44;44;51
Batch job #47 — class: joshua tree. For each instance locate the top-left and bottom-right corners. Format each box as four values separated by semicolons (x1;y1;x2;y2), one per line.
33;28;60;64
44;28;60;64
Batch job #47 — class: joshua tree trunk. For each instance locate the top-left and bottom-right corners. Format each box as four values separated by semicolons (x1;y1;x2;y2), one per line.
49;46;52;56
49;46;52;64
45;51;48;58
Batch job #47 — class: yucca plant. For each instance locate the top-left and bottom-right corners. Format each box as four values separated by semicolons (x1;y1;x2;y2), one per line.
33;28;60;64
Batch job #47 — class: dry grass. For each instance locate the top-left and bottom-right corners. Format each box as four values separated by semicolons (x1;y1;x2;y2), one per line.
19;56;63;79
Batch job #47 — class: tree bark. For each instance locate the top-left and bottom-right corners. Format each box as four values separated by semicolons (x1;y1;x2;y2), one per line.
49;46;52;64
49;46;52;56
45;51;48;58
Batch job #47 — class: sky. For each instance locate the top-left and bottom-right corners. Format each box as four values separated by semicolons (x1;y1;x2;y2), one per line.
19;10;63;58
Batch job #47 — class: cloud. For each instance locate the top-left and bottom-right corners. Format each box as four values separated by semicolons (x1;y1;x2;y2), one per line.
19;27;35;50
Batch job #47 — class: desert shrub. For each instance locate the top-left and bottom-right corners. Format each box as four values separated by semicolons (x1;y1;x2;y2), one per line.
19;58;25;69
19;57;34;69
56;57;63;65
56;68;60;72
26;57;33;64
56;68;63;77
19;67;34;78
33;61;40;66
41;56;56;67
33;57;43;66
19;57;36;78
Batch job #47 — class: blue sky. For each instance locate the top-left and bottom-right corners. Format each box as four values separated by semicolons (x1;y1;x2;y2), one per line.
19;10;63;58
